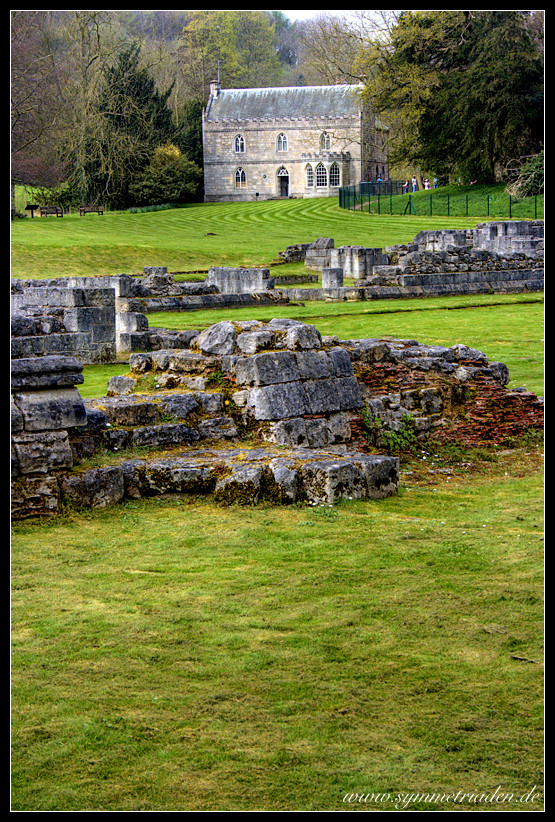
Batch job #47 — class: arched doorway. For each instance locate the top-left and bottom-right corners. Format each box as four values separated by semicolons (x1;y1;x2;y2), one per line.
277;166;289;197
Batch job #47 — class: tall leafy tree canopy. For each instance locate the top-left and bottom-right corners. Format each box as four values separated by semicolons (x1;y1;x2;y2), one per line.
366;10;543;182
178;10;283;99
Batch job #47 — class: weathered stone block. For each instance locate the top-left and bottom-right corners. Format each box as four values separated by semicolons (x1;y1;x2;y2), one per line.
450;343;488;364
322;267;344;288
236;330;275;354
284;323;322;350
294;350;334;379
304;419;330;447
194;392;225;414
300;454;399;505
12;387;87;432
301;459;366;504
87;397;161;426
235;351;300;386
303;378;342;413
266;417;309;447
159;394;199;419
107;375;137;395
132;423;201;448
327;412;352;442
168;351;217;373
327;347;354;376
249;381;309;420
11;355;84;391
269;459;298;503
11;475;60;518
60;466;125;509
206;267;274;294
11;397;24;434
140;459;216;496
352;340;392;363
357;455;400;499
12;431;73;475
214;464;266;505
303;377;363;414
128;353;152;373
195;321;237;354
197;416;238;439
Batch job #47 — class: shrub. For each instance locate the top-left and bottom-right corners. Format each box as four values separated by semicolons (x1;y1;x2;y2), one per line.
129;143;203;206
361;411;419;454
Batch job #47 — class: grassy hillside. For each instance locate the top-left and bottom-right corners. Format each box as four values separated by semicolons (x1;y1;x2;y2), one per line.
344;182;543;220
12;195;488;280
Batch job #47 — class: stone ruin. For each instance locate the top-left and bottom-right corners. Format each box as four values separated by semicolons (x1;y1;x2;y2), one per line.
11;317;544;520
11;221;544;368
10;220;544;519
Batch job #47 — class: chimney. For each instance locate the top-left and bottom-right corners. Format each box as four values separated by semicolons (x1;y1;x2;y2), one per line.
210;80;221;98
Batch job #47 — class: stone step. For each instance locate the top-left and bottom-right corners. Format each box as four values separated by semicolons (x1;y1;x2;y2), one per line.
59;446;400;509
78;391;239;455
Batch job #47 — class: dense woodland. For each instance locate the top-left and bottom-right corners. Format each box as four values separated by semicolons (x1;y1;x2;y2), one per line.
11;10;544;211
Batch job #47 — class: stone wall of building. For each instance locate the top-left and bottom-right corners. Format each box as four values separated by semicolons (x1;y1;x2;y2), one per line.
202;84;369;202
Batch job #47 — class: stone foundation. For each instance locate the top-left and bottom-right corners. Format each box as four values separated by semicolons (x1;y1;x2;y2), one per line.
11;316;543;520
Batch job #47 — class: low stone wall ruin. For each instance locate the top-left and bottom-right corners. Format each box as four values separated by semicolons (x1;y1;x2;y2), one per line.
11;317;544;520
206;266;274;294
11;221;544;366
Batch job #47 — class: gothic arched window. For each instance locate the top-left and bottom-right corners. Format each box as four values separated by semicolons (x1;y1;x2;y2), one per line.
234;134;245;153
276;133;288;151
320;132;331;150
329;162;340;187
316;163;327;187
235;167;246;188
306;164;314;187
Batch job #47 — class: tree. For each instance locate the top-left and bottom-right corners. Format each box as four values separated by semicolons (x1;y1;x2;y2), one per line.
365;10;544;182
11;11;70;189
177;10;282;98
175;98;205;168
85;43;177;208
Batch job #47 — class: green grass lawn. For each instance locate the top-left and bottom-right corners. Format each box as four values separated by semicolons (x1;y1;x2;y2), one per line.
11;194;544;811
348;183;543;220
11;195;489;279
11;448;544;811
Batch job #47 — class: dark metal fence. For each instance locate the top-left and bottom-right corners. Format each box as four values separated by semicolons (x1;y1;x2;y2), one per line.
338;183;543;220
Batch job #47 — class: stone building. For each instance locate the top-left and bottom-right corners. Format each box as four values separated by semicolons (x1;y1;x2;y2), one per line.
202;81;388;202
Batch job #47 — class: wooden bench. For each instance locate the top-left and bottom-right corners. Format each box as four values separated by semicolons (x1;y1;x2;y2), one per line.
39;205;63;217
79;204;104;216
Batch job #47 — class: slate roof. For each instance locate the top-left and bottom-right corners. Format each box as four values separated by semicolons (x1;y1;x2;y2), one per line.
204;84;363;122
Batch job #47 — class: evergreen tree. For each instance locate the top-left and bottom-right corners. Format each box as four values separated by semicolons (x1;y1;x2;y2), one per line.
86;43;177;208
175;98;205;168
